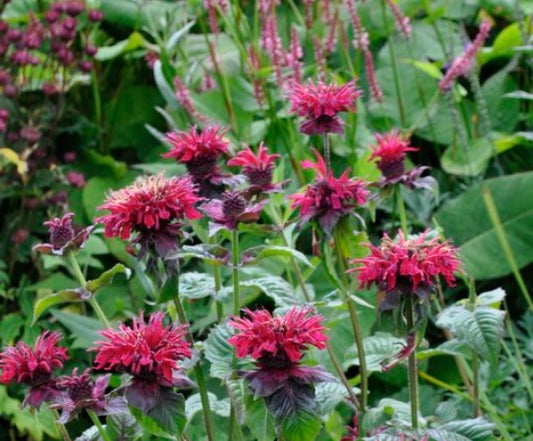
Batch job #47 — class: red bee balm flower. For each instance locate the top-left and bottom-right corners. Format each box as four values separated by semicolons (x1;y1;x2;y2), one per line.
52;369;127;423
370;131;417;180
289;149;368;236
349;230;462;310
288;80;362;135
227;143;281;192
95;174;201;259
0;331;68;408
33;212;93;256
92;312;193;412
163;125;229;178
229;307;333;417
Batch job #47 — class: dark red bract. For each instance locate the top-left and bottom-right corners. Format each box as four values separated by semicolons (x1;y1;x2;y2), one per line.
288;80;361;135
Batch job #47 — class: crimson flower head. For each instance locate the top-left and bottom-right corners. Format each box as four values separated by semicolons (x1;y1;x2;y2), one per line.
200;190;268;235
227;143;281;193
163;125;229;178
92;312;193;412
33;212;93;257
95;174;201;260
349;230;462;311
52;369;127;423
288;80;362;135
229;307;333;418
0;331;68;408
289;149;368;236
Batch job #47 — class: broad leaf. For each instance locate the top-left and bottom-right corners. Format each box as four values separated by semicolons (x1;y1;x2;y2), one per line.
51;309;103;349
106;412;141;441
178;244;231;265
241;245;313;268
86;264;131;294
241;277;300;307
178;272;215;299
33;289;84;325
185;392;230;420
280;410;322;441
204;323;247;379
315;382;349;415
245;397;276;441
344;333;405;372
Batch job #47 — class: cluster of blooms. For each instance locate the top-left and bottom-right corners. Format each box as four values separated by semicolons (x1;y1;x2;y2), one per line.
229;307;332;417
349;230;462;311
0;312;192;419
439;20;491;92
290;148;369;237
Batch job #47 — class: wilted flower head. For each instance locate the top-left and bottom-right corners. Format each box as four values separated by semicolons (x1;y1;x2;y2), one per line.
288;80;362;135
92;312;193;412
349;230;462;310
229;307;332;418
200;190;268;235
33;212;93;256
0;331;68;408
227;143;281;192
95;174;201;259
52;369;126;423
289;149;368;236
164;126;229;177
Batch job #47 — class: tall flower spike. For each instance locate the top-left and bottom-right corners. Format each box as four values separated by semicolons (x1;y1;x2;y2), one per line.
364;48;383;102
227;143;281;193
288;80;362;135
91;312;193;412
385;0;411;39
173;76;208;122
349;230;462;311
0;331;68;408
33;212;93;256
289;148;368;236
229;307;332;418
95;174;201;260
439;20;491;92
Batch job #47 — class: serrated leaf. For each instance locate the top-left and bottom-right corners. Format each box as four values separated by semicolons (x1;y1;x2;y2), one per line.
344;332;405;372
245;398;276;441
476;288;506;308
106;412;141;441
241;277;300;307
86;264;131;294
51;309;103;349
315;382;349;415
439;418;496;441
417;339;472;361
178;272;215;299
185;392;230;420
33;289;83;325
280;410;322;441
241;245;313;268
204;323;246;379
436;305;506;364
178;244;230;265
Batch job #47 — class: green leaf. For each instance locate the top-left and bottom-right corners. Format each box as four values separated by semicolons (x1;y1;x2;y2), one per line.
241;245;313;268
245;398;276;441
101;0;183;28
166;21;195;51
441;138;493;177
153;60;179;111
315;382;349;415
280;410;322;441
51;309;103;349
344;332;405;372
185;393;230;420
241;277;300;307
95;32;146;61
481;67;519;133
33;289;83;325
476;288;506;308
130;390;186;438
436;305;506;364
86;264;131;294
436;172;533;279
503;90;533;101
178;272;215;299
204;323;246;379
439;418;496;440
106;412;141;441
178;244;230;265
417;339;472;361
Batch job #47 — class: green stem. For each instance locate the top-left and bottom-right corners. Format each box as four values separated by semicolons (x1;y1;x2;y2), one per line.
405;297;419;429
334;232;368;419
87;409;111;441
323;133;331;172
396;186;408;235
214;264;224;320
482;186;533;310
52;410;72;441
67;253;110;328
380;0;406;127
231;230;240;316
170;273;216;441
467;281;480;418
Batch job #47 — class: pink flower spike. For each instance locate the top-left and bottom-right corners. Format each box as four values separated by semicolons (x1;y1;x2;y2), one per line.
385;0;411;39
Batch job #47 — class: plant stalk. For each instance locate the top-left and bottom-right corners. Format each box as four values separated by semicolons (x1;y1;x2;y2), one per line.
323;133;331;172
231;230;240;316
52;410;72;441
467;280;481;417
405;297;419;429
67;253;110;328
87;409;111;441
396;186;408;235
170;271;216;441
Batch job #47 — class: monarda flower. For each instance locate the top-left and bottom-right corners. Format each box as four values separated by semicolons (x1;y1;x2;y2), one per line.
96;174;201;261
91;312;193;412
200;190;268;235
289;149;368;237
52;369;127;423
229;307;332;418
0;331;68;408
288;80;362;135
349;230;462;311
370;131;434;190
227;143;281;194
33;212;93;256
